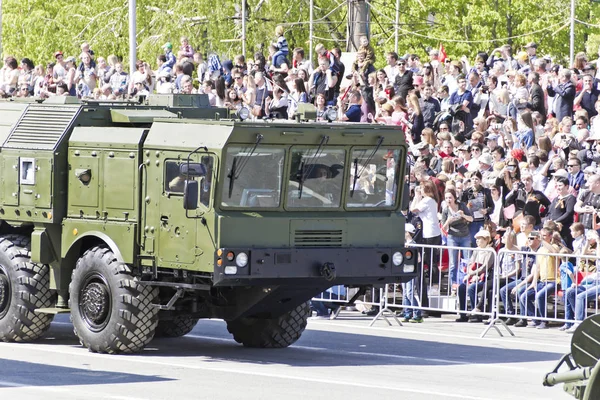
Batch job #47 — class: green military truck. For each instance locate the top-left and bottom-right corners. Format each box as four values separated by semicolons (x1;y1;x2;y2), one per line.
0;95;415;353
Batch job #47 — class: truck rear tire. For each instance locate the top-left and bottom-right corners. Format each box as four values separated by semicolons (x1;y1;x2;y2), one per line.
226;302;311;348
0;235;54;342
155;315;199;338
69;246;159;354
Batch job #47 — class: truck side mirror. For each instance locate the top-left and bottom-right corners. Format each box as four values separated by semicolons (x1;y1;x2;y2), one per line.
180;163;206;177
183;180;199;210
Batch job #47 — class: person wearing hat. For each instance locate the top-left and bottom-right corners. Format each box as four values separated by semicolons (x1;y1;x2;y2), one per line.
574;73;599;119
162;42;177;69
399;224;423;323
63;56;78;97
455;228;494;322
516;227;559;329
485;133;499;151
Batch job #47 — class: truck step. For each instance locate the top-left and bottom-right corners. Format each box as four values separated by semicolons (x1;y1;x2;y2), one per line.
35;308;71;315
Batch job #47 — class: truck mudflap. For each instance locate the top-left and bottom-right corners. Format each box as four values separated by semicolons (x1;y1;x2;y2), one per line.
213;247;416;287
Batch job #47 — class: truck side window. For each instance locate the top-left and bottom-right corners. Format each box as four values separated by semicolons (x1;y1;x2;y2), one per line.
164;157;214;208
200;156;213;207
165;161;185;193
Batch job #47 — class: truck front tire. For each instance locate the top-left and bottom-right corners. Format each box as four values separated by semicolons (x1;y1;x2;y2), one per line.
155;315;199;338
0;235;54;342
226;302;311;348
69;246;159;354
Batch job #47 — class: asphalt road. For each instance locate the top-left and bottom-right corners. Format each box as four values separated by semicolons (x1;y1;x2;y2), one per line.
0;311;573;400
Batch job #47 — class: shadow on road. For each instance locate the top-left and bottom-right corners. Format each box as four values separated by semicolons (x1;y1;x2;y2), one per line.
24;315;564;368
0;358;172;387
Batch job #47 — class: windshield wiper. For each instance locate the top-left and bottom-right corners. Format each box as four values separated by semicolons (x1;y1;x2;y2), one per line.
227;134;263;198
350;136;384;197
295;161;306;199
296;135;329;199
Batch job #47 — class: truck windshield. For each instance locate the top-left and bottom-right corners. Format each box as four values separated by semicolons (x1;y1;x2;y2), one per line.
221;147;285;208
346;148;402;208
287;148;345;208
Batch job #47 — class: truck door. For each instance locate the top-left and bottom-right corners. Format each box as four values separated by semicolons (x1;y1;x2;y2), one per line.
155;153;214;267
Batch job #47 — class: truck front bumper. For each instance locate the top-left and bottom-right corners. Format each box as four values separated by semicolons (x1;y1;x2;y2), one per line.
213;247;416;286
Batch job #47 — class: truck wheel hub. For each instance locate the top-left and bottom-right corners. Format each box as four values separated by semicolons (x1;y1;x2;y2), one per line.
0;272;10;318
80;281;110;330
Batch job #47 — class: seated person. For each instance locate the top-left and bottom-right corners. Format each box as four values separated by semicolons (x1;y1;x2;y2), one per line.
456;229;494;322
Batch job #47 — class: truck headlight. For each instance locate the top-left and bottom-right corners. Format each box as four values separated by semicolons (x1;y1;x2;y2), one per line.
236;252;248;267
403;264;415;273
392;252;404;266
224;266;238;275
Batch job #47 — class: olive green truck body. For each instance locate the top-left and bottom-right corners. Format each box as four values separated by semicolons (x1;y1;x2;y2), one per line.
0;95;415;352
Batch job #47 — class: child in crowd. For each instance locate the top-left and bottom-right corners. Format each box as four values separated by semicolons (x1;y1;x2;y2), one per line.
400;224;423;323
272;25;289;61
178;37;194;59
352;36;376;76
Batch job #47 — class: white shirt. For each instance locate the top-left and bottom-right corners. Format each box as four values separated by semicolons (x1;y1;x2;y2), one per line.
415;197;441;238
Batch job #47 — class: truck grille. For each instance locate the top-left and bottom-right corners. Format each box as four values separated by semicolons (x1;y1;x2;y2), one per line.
4;105;80;150
294;230;344;247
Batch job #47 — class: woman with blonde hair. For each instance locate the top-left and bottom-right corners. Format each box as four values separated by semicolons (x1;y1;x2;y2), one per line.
241;74;256;108
420;128;436;147
407;93;424;143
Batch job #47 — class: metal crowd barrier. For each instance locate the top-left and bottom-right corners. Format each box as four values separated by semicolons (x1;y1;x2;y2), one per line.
311;242;600;337
310;285;385;321
379;243;498;329
483;248;600;337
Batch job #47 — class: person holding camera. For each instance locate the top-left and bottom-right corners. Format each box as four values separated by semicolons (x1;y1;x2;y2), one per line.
505;173;551;229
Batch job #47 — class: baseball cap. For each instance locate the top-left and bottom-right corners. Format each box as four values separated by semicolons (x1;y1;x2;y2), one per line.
415;141;429;150
65;56;76;63
584;166;597;174
479;153;494;165
551;169;568;178
486;133;499;141
54;51;63;58
162;42;173;50
406;224;416;234
474;230;491;239
525;42;538;49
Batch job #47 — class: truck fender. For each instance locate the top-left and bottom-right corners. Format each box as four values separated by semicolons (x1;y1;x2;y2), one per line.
64;231;126;264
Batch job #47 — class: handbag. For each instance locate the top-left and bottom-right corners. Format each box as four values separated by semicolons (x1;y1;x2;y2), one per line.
503;204;516;220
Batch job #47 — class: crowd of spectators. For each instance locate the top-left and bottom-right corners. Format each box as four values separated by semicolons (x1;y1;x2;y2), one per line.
3;29;600;329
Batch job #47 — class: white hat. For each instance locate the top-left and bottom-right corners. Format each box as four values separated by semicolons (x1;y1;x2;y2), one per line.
551;169;569;178
474;229;491;239
406;224;416;234
584;166;597;174
479;153;494;166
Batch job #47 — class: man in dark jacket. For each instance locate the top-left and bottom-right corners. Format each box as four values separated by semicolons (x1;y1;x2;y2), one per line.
393;58;413;100
528;71;546;123
574;74;599;119
547;69;575;122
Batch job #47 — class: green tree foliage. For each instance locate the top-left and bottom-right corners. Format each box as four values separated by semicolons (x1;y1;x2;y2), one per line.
1;0;598;68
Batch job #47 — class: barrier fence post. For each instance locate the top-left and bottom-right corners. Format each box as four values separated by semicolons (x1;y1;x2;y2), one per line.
369;284;402;327
480;248;515;337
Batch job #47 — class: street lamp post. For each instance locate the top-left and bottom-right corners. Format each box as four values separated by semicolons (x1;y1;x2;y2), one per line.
129;0;137;75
